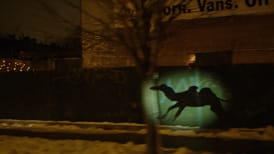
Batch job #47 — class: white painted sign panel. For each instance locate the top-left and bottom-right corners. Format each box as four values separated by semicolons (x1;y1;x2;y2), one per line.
165;0;274;20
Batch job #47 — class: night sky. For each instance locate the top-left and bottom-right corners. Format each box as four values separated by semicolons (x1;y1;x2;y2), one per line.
0;0;80;43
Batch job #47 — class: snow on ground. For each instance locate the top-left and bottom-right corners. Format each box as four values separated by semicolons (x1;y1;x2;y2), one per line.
0;119;273;141
0;135;212;154
0;135;145;154
0;120;273;154
159;125;274;141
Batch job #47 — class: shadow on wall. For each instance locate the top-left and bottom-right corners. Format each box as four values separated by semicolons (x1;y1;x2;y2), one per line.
150;84;226;121
0;64;274;128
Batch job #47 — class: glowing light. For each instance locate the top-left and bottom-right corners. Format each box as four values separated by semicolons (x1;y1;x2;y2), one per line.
187;54;196;65
0;59;31;72
144;68;230;127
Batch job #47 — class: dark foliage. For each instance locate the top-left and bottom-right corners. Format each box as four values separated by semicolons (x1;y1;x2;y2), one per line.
0;34;81;59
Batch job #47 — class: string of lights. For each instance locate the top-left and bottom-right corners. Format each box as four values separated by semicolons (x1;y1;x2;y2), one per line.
0;59;31;72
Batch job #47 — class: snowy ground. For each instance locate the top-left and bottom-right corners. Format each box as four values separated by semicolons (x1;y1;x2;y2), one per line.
0;135;212;154
0;119;273;141
0;119;274;154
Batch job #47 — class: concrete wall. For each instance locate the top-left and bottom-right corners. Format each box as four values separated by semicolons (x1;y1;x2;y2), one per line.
83;14;274;67
161;14;274;65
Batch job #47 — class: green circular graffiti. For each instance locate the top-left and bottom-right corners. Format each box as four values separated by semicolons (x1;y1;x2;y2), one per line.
145;68;230;127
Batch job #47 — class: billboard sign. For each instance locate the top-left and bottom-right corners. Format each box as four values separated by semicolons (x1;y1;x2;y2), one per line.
164;0;274;20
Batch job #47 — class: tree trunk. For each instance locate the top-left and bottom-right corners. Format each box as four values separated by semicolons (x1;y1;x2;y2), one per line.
146;120;162;154
141;76;162;154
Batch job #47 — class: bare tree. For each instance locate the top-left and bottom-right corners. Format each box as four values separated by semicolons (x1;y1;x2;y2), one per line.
79;1;191;153
82;0;191;76
40;0;189;153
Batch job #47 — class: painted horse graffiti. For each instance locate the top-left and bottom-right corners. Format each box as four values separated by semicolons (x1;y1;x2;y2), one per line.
150;84;226;121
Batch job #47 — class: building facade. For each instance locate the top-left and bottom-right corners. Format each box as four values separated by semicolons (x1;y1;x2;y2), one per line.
82;0;274;67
